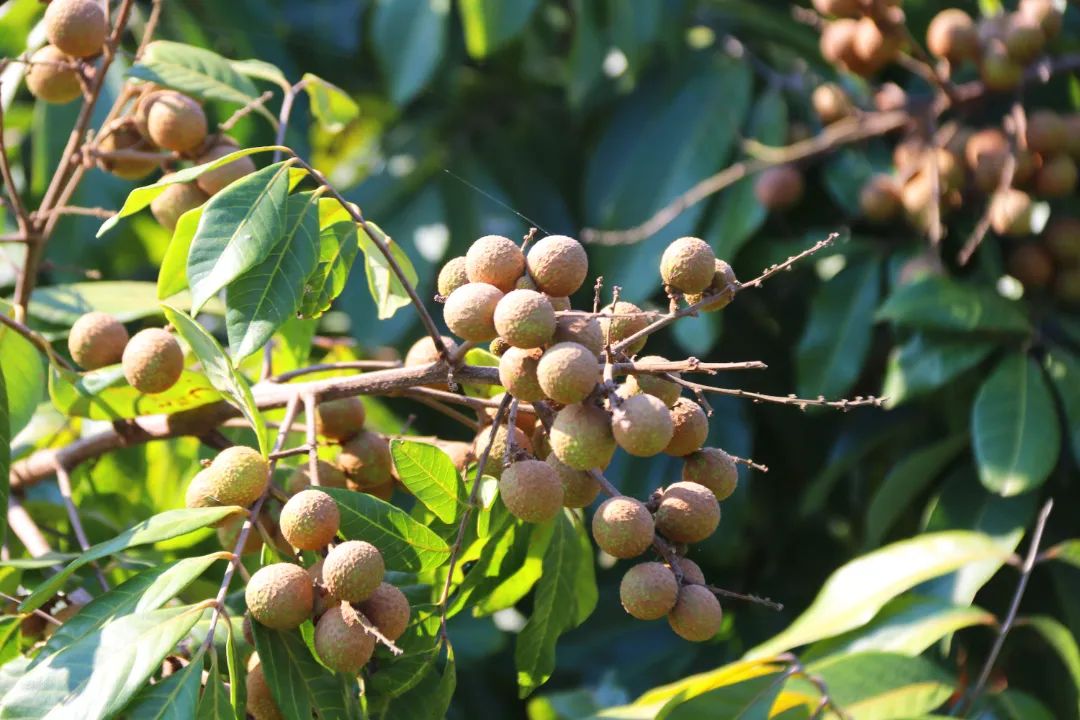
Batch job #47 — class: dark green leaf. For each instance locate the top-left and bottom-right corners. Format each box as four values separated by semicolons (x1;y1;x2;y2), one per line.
159;207;204;300
368;608;442;699
992;689;1057;720
299;200;359;318
1018;616;1080;717
372;0;447;105
1044;346;1080;466
807;652;953;718
250;624;351;720
876;277;1030;335
49;365;223;421
822;148;881;215
357;221;419;320
323;488;450;572
882;333;998;407
124;648;203;720
390;440;464;524
378;645;456;720
128;41;268;114
302;73;360;132
458;0;540;58
198;651;235;720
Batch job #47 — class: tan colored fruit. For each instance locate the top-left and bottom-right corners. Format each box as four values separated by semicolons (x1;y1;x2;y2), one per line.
852;17;901;73
96;124;159;180
550;403;616;470
122;327;183;394
874;83;907;112
307;559;332;619
322;540;385;602
404;335;457;368
819;19;860;69
444;282;504;341
465;235;525;292
592;496;654;558
526;235;588;296
314;603;376;674
205;445;270;507
812;83;851;125
812;0;860;16
531;422;552;460
500;459;564;523
280;489;340;550
1035;154;1078;197
440;440;476;471
472;423;531;479
990;189;1036;236
184;469;217;510
247;657;284;720
68;311;128;370
900;172;935;233
623;357;681;407
245;563;313;629
674;558;706;585
338;431;392;490
545;453;600;508
553;314;604;357
620;563;678;620
683;448;738;501
499;347;546;402
482;392;540;433
437;256;469;296
537;342;600;404
1004;12;1046;64
980;45;1023;91
686;259;739;312
548;295;572;311
655;482;721;543
1027;111;1068;155
754;165;804;210
600;300;650;355
358;583;410;641
44;0;107;58
612;394;675;457
1019;0;1063;38
145;91;208;153
660;237;716;294
315;397;366;441
1008;244;1055;288
489;336;511;356
149;177;208;232
285;460;349;495
860;175;902;223
216;513;265;555
194;141;257;195
1045;217;1080;264
965;128;1012;193
668;585;723;641
25;45;81;104
366;480;395;501
927;9;978;62
665;399;708;457
493;289;556;348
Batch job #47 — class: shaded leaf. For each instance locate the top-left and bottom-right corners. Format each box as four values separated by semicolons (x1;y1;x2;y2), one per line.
882;333;998;407
475;519;553;616
390;440;464;524
1045;540;1080;569
458;0;540;58
1017;616;1080;717
250;624;351;720
372;0;448;105
198;651;235;719
1044;346;1080;466
30;281;202;325
807;651;953;719
876;277;1030;335
123;648;203;720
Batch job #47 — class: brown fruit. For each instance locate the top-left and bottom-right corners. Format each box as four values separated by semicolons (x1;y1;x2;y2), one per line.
247;657;284;720
754;165;804;210
965;128;1011;192
322;540;385;602
150;177;208;231
820;19;860;69
673;558;706;586
472;423;531;479
245;563;313;629
482;392;539;433
194;141;257;196
1035;154;1078;197
316;397;366;441
600;300;650;355
859;175;902;223
980;45;1023;92
550;403;616;473
439;440;476;471
537;342;600;404
358;583;410;641
546;453;600;508
1008;244;1055;288
285;460;348;495
665;398;709;457
122;327;183;394
493;289;556;348
280;489;340;550
812;0;860;17
1019;0;1063;39
1045;217;1080;264
1026;111;1068;155
547;295;572;312
620;563;678;620
465;235;525;292
623;356;682;408
874;83;908;112
1004;12;1046;64
437;256;469;297
612;394;675;457
44;0;107;58
852;17;901;73
366;481;395;501
68;311;128;370
812;83;852;125
500;459;564;523
654;481;721;544
592;496;654;558
660;237;716;294
337;430;392;490
1055;268;1080;303
96;124;159;181
990;189;1036;236
444;282;504;341
314;603;377;674
498;347;546;402
667;585;723;642
404;335;457;368
553;314;604;357
145;91;208;153
25;45;81;104
217;513;265;555
682;448;739;501
927;9;978;62
525;235;589;296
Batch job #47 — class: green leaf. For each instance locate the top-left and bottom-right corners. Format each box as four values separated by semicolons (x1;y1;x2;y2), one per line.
225;192;320;360
357;221;419;320
390;440;464;524
992;689;1057;720
475;519;553;616
379;645;456;720
876;277;1031;335
0;309;45;438
368;608;442;699
128;41;269;115
123;648;203;720
29;281;199;325
250;624;351;720
229;58;289;88
298;200;359;318
49;365;223;421
372;0;448;105
458;0;540;58
1018;616;1080;717
745;531;1010;659
159;207;204;300
323;487;450;572
571;511;598;626
20;507;239;613
882;333;998;407
187;161;292;313
797;257;881;399
822;148;882;215
972;353;1060;496
807;652;953;719
0;364;8;548
301;73;360;132
1044;346;1080;467
161;304;268;455
1045;539;1080;569
198;651;235;720
225;622;244;718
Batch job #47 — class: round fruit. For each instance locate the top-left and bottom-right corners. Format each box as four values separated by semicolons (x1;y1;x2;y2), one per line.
592;496;654;558
874;83;907;112
316;397;366;441
25;45;81;104
927;9;978;62
852;17;901;72
149;177;208;231
145;91;208;153
525;235;588;296
687;259;739;312
683;448;738;501
1035;154;1078;198
337;431;392;490
1008;244;1055;288
194;141;256;195
660;237;716;294
860;175;902;223
493;289;556;348
499;347;546;402
754;165;804;210
1004;12;1046;64
1027;111;1067;155
322;540;385;603
667;585;723;642
68;311;128;370
812;83;851;125
280;489;340;550
437;256;469;297
1019;0;1063;38
365;481;394;501
981;45;1023;92
537;342;600;404
444;282;504;341
206;445;270;507
550;403;616;470
654;481;721;544
990;189;1036;236
674;558;706;586
1045;217;1080;264
307;559;331;619
245;563;313;630
553;314;604;357
482;392;540;433
490;336;511;356
247;657;284;720
820;19;860;68
546;453;600;508
548;295;571;311
811;0;860;17
314;604;376;674
500;459;564;523
122;327;183;394
96;124;159;180
358;583;410;641
600;300;650;355
665;399;708;457
620;563;678;620
465;235;525;292
612;394;675;457
285;460;348;495
185;468;217;509
439;440;475;471
44;0;107;58
623;357;682;407
217;513;265;555
900;173;935;233
472;423;531;479
404;335;457;367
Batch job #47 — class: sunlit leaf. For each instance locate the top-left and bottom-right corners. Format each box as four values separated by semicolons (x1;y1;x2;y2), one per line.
458;0;540;58
250;623;352;720
807;651;953;719
357;221;419;320
390;440;464;524
324;488;450;572
302;73;359;132
49;365;222;421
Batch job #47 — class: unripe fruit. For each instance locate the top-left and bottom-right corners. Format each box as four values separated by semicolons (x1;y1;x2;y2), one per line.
184;468;218;509
990;189;1036;237
655;481;721;543
493;289;556;348
194;142;257;196
1045;217;1080;264
525;235;588;296
499;347;545;402
683;448;739;501
1019;0;1063;39
550;403;616;470
665;398;708;457
68;311;128;370
25;46;81;104
437;256;469;297
465;235;525;292
553;314;604;357
592;496;654;558
612;394;675;457
44;0;107;58
674;558;706;585
754;165;804;210
472;423;531;479
323;540;385;602
620;563;678;620
546;453;600;508
927;9;978;62
600;300;650;355
623;357;681;408
500;459;564;523
860;175;902;223
537;342;600;404
97;124;159;181
980;45;1023;92
285;460;348;495
245;563;313;629
150;177;208;232
246;658;284;720
812;0;860;17
316;397;366;441
1026;111;1068;155
1035;154;1078;198
337;430;392;490
145;92;208;153
812;83;851;125
207;445;270;506
358;583;410;641
660;237;716;294
667;585;723;642
1008;244;1055;288
122;327;183;394
314;604;376;674
687;260;739;312
444;282;503;341
490;337;511;356
280;489;340;550
1003;12;1046;64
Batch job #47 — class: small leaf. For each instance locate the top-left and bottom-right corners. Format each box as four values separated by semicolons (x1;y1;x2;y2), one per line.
302;73;359;132
807;651;953;719
49;365;223;421
882;333;998;407
357;221;419;320
123;648;203;720
1017;616;1080;717
1044;539;1080;569
876;277;1031;335
250;624;351;720
298;200;359;318
372;0;449;105
458;0;541;58
1044;346;1080;467
159;207;204;300
390;440;464;524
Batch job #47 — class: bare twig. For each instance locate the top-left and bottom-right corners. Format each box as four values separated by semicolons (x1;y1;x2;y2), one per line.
303;393;320;486
134;0;164;59
219;91;276;132
0;86;31;236
707;585;784;612
53;463;109;591
0;312;76;371
271;360;402;383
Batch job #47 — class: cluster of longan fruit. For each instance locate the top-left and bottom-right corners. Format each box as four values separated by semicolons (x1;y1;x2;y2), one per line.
67;311;184;393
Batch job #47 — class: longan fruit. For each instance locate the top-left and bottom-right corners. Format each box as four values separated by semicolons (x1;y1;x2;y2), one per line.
592;496;654;559
754;165;804;210
546;453;600;508
820;19;860;69
279;489;340;550
665;398;708;457
673;558;706;586
654;481;721;544
498;347;546;402
316;397;366;441
927;9;978;62
980;45;1023;92
44;0;107;58
285;460;348;495
1008;244;1055;288
68;311;128;370
25;45;81;104
465;235;525;292
444;282;504;341
337;430;392;490
682;448;738;501
600;300;650;355
812;83;851;125
184;468;217;510
550;402;615;471
204;445;270;507
149;177;208;232
660;237;716;294
1045;217;1080;264
990;189;1036;237
122;327;183;394
667;585;723;642
1026;111;1068;155
358;583;410;642
860;175;902;223
874;83;907;112
481;392;540;434
525;235;588;296
314;604;376;674
145;91;208;153
493;289;556;348
216;513;265;555
472;421;532;478
1019;0;1063;39
686;260;738;312
500;459;564;523
547;295;572;312
623;357;681;407
1003;12;1046;64
437;256;469;297
246;657;284;720
322;540;385;603
245;563;313;630
612;394;675;458
553;314;604;357
194;141;257;196
96;123;160;181
489;336;511;357
1035;154;1078;198
620;563;678;620
812;0;860;17
852;17;901;73
404;335;457;368
537;342;600;404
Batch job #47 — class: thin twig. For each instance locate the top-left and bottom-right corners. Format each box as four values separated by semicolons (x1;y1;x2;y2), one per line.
0;312;76;371
218;91;275;132
707;585;784;612
0;85;31;236
672;375;883;411
134;0;164;60
270;360;402;383
54;463;109;592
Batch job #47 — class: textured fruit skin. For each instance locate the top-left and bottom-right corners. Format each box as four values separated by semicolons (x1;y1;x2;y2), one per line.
483;393;539;433
600;301;650;355
489;337;511;356
550;403;616;470
217;513;265;555
122;328;184;394
592;496;654;558
358;582;411;641
437;256;469;297
194;142;257;195
1008;244;1055;288
149;177;208;231
285;460;349;495
682;448;738;501
500;459;564;523
472;423;531;479
404;335;457;367
97;124;159;180
812;84;851;125
1026;111;1068;155
444;282;504;341
553;315;604;357
499;347;546;402
184;468;217;509
526;235;589;296
280;489;340;550
246;658;284;720
687;260;738;312
655;482;721;543
323;540;385;602
245;563;314;629
207;445;270;506
612;394;675;457
316;397;366;441
754;165;804;210
307;559;331;619
665;398;709;457
860;174;902;223
667;585;723;641
25;46;81;104
337;430;392;489
660;237;716;294
620;563;678;620
493;289;556;348
146;92;208;153
68;311;128;370
623;356;682;407
45;0;107;58
314;603;376;674
465;235;525;292
537;342;600;404
674;558;706;585
927;9;978;62
990;189;1036;237
1035;154;1078;198
546;453;600;508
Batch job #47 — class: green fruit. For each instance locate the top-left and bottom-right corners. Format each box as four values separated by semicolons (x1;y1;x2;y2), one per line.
314;603;377;674
68;311;128;370
280;489;340;550
550;403;616;470
980;45;1022;91
493;289;556;348
444;282;504;341
489;336;511;356
667;585;723;641
546;453;600;508
500;459;564;523
665;399;708;457
194;141;256;195
358;582;411;642
149;177;208;231
96;123;159;180
682;448;739;501
185;468;217;509
44;0;107;58
620;563;678;620
122;327;184;394
592;496;654;558
465;235;525;292
245;563;314;630
323;540;385;602
537;342;600;404
25;45;81;104
472;423;531;479
206;445;270;507
246;657;284;720
654;482;721;544
145;91;208;153
337;430;392;489
498;347;546;402
316;397;366;441
600;301;650;355
612;393;675;457
672;558;706;585
437;256;469;297
284;460;349;495
553;314;604;357
660;237;716;294
525;235;589;296
623;356;682;407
